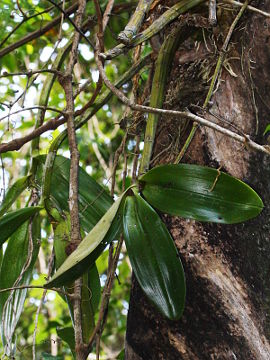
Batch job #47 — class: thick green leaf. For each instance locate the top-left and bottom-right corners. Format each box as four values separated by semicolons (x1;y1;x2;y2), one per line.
0;206;42;247
45;193;126;288
123;192;186;320
0;175;31;217
35;155;113;232
0;215;40;348
56;327;75;358
139;164;263;224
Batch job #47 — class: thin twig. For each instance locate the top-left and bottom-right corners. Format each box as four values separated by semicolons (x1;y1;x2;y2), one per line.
0;285;69;296
0;2;83;58
16;0;27;18
0;3;59;48
0;69;62;78
223;0;270;18
0;115;66;153
102;0;115;29
88;118;111;180
46;0;94;49
0;106;65;123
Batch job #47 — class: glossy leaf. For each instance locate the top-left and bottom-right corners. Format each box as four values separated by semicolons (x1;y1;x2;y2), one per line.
123;192;186;320
139;164;263;224
0;206;42;247
0;175;31;217
35;155;113;232
0;215;40;348
45;193;126;288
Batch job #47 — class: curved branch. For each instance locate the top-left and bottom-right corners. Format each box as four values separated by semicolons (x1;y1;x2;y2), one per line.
0;116;66;153
0;106;65;123
95;53;270;157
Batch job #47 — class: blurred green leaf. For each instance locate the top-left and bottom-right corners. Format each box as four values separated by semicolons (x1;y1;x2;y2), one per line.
0;206;42;247
35;155;113;232
41;353;64;360
140;164;263;224
116;348;125;360
0;175;31;217
263;124;270;136
0;214;40;349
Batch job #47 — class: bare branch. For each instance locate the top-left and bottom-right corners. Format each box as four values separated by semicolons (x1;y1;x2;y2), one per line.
46;0;94;49
0;69;62;78
0;285;69;297
0;116;65;153
95;54;270;156
0;3;59;48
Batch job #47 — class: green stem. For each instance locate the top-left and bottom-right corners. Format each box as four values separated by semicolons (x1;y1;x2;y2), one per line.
139;26;190;174
101;0;205;60
118;0;154;44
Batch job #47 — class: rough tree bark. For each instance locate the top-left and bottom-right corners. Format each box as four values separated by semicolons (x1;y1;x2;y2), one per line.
125;1;270;359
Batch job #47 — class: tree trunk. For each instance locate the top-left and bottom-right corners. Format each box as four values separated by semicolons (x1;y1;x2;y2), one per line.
125;2;270;359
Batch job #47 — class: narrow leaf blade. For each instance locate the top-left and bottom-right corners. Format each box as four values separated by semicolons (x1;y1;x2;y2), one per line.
123;193;186;320
140;164;263;224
